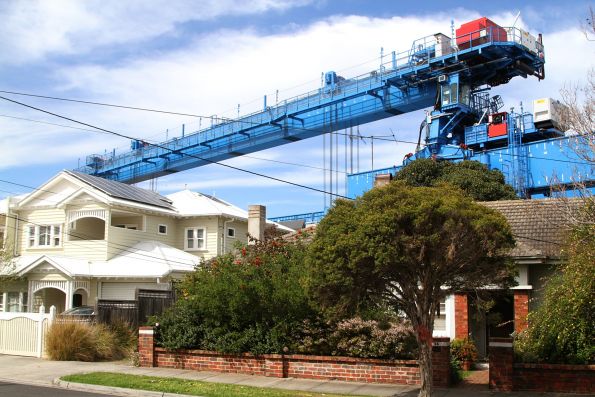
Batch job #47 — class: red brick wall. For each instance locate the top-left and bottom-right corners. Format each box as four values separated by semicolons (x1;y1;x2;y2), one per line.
513;290;529;333
139;328;451;387
284;354;420;384
154;348;285;378
454;293;468;338
489;337;595;394
513;363;595;394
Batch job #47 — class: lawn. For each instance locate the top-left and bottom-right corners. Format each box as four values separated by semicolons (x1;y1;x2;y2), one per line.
61;372;373;397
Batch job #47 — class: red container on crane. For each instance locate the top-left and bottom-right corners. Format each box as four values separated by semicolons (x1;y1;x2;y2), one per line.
456;17;508;50
488;112;508;138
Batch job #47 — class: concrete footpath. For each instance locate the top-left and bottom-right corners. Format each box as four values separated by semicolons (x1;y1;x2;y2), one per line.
0;355;587;397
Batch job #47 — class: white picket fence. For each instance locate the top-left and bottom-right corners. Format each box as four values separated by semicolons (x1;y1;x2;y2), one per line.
0;306;56;357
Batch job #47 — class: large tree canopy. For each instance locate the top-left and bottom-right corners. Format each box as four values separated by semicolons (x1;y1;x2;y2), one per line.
307;181;515;397
394;159;518;201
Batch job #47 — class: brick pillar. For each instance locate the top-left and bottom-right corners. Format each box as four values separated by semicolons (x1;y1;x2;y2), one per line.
489;337;514;391
432;337;451;387
264;355;285;378
513;290;530;334
138;326;155;367
454;293;469;339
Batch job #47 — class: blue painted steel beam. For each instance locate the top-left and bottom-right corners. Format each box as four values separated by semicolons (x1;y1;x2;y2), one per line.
76;27;544;184
346;135;595;199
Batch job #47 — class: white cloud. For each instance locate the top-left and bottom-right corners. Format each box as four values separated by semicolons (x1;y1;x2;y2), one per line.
0;0;314;64
2;7;592;214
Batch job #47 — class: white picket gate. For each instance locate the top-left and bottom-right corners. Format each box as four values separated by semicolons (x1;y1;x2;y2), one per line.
0;306;56;357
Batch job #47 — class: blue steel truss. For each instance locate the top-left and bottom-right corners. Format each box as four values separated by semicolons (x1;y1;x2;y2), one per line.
76;26;545;184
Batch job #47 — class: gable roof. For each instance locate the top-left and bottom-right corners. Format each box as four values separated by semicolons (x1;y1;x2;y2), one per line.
65;171;174;210
481;198;579;258
167;189;247;218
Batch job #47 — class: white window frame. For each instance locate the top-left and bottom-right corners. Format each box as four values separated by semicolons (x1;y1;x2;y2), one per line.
185;227;206;251
434;298;447;332
158;224;168;235
5;291;28;313
227;227;236;238
27;224;62;248
114;224;139;230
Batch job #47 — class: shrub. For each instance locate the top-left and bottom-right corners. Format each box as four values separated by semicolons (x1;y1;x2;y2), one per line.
155;237;315;354
46;321;97;361
514;224;594;364
45;320;135;361
328;317;416;359
449;356;463;384
450;338;478;364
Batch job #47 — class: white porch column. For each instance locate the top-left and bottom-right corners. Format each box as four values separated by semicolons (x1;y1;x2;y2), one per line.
65;280;73;310
27;282;33;313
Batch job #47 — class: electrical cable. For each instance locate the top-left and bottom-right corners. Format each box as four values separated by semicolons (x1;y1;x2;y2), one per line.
0;95;353;200
2;213;202;268
0;177;576;249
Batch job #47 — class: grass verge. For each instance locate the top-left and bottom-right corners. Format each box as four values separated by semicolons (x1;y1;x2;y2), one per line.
61;372;372;397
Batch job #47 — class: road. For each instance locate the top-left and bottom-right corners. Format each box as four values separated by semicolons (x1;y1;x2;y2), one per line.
0;382;112;397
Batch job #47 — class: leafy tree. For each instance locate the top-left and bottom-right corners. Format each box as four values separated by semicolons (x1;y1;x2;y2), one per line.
0;245;17;290
307;182;515;397
394;159;518;201
515;211;595;364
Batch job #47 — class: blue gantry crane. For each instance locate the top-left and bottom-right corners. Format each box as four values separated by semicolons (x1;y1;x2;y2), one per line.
76;19;545;180
76;17;593;220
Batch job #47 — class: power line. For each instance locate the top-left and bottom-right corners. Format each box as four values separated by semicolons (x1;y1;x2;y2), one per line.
0;95;352;200
0;113;350;175
0;89;209;119
0;175;573;250
0;179;57;195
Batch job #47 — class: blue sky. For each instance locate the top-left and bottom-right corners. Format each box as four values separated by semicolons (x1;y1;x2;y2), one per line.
0;0;593;217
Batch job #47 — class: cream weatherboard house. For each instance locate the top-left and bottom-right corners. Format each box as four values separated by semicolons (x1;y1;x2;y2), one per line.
0;170;288;314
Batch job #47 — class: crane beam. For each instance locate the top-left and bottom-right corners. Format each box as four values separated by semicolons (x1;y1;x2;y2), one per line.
76;25;545;184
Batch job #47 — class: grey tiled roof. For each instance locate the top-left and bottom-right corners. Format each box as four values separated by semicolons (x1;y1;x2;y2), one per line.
66;171;175;210
481;199;580;259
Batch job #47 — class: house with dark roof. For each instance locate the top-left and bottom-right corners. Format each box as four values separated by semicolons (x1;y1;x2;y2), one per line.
441;199;577;357
0;170;289;314
279;198;578;357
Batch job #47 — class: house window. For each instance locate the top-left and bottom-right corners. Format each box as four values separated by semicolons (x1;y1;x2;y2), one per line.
27;224;62;248
435;298;447;331
185;228;206;250
158;224;167;235
0;226;5;248
7;292;27;312
0;293;3;312
227;228;235;238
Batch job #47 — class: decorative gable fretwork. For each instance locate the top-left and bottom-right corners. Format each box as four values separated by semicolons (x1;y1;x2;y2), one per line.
67;209;107;224
73;280;90;294
30;280;68;294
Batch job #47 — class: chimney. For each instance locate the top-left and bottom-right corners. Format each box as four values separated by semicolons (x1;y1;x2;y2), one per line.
248;205;266;243
374;173;392;188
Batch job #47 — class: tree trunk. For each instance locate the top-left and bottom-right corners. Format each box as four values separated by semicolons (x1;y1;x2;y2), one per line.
417;331;433;397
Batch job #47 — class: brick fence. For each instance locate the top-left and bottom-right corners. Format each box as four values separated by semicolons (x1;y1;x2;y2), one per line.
138;326;451;386
489;337;595;394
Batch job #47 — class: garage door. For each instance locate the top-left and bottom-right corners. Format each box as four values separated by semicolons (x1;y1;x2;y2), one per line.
100;282;169;300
